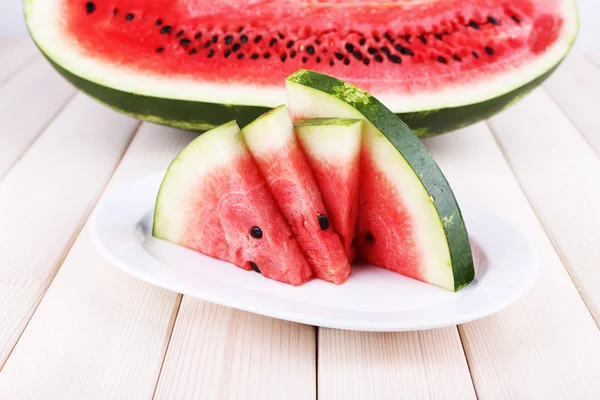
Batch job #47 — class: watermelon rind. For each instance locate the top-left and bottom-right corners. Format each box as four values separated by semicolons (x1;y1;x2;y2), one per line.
286;70;474;291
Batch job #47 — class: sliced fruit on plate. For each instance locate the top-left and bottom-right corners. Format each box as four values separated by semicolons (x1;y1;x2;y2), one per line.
25;0;577;136
153;120;312;286
287;70;474;291
294;118;362;261
242;106;352;284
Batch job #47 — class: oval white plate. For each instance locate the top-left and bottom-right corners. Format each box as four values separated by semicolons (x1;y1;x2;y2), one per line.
92;172;537;331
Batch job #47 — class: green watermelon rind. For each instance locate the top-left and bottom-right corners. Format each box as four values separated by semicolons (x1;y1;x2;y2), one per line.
287;70;474;291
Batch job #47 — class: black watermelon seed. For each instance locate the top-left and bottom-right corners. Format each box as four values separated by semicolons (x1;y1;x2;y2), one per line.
306;45;315;55
195;32;202;40
472;51;479;58
419;35;427;44
437;55;447;64
329;59;334;66
208;49;215;58
380;46;390;56
212;35;218;43
160;26;172;34
252;53;259;60
224;35;233;45
176;30;184;37
334;52;343;60
280;54;287;62
278;32;285;39
125;13;134;21
345;43;354;53
302;57;308;63
353;51;362;60
359;38;366;46
180;38;191;46
389;54;401;63
434;33;443;41
468;21;480;30
238;26;244;33
254;35;262;43
232;43;241;52
404;35;411;43
365;232;375;243
113;8;118;15
240;35;248;43
224;49;231;58
512;15;521;23
237;53;244;59
290;50;297;58
396;45;414;56
384;32;394;43
250;226;263;238
344;58;350;65
368;47;377;55
363;58;370;65
249;261;261;273
374;55;383;62
316;56;321;63
269;38;277;47
287;40;294;48
264;53;271;59
85;2;95;13
453;54;461;62
487;16;499;25
204;41;211;48
318;214;329;230
155;47;164;53
315;39;321;45
154;19;162;26
485;46;494;55
188;48;197;55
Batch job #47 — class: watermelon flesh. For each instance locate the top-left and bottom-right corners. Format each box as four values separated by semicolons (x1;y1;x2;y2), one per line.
153;121;312;286
294;118;362;261
242;106;351;284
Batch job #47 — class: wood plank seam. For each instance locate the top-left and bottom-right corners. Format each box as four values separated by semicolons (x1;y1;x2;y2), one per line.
484;120;600;330
0;90;78;183
0;120;142;371
588;54;600;69
457;327;481;400
0;52;38;90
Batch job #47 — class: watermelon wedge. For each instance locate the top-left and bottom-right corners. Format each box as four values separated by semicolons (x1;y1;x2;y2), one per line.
287;71;474;291
294;118;362;261
153;120;312;286
25;0;577;136
242;106;351;285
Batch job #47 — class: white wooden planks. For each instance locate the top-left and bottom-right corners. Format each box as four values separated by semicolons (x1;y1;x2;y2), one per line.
154;298;317;400
0;122;196;399
425;123;600;398
0;37;37;86
0;94;138;369
318;328;476;400
0;55;76;179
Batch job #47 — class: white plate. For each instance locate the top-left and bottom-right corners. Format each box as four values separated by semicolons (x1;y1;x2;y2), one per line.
92;172;537;331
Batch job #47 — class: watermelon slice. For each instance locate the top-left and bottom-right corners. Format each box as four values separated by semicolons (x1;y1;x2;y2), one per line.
153;120;312;286
287;71;474;291
294;118;362;261
25;0;577;136
242;106;351;285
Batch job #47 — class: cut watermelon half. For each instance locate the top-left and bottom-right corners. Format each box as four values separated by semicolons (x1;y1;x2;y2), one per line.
242;106;351;284
287;71;474;291
294;118;362;261
153;120;312;286
25;0;577;136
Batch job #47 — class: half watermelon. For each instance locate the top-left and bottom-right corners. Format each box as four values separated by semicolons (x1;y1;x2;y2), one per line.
25;0;578;136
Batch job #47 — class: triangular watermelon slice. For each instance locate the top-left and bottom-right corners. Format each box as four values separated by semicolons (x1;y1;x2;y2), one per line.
242;106;352;284
294;118;362;261
153;121;312;286
287;71;474;291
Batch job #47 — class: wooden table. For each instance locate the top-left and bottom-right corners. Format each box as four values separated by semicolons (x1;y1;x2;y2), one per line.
0;36;599;399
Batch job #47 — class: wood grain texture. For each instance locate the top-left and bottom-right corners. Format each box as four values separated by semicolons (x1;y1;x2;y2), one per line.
0;94;138;369
0;37;37;87
425;122;600;399
0;122;198;400
154;297;317;400
544;53;600;154
0;55;76;179
318;328;475;400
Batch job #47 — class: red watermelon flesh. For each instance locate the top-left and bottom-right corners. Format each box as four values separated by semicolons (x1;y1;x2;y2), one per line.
242;106;351;284
294;118;362;261
63;0;571;102
153;121;312;286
